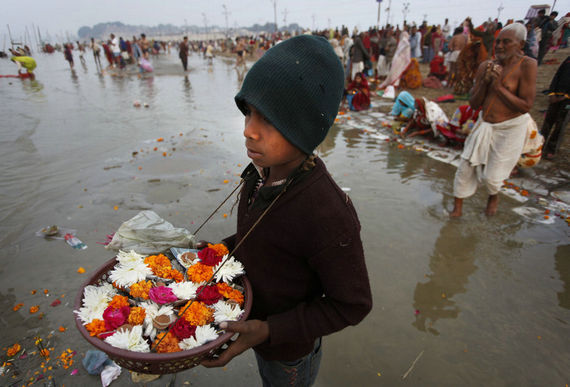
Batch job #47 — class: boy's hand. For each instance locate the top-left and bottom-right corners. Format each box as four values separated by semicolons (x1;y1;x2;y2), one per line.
201;320;269;368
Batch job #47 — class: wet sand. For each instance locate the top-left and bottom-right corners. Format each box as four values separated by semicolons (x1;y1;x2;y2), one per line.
0;51;568;386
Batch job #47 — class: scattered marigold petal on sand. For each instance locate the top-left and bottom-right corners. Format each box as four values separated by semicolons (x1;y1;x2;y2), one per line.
13;303;24;311
59;326;66;332
77;267;86;274
29;305;40;314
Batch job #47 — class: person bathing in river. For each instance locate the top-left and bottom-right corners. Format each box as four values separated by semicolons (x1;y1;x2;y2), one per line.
11;56;37;79
200;35;372;386
451;23;537;217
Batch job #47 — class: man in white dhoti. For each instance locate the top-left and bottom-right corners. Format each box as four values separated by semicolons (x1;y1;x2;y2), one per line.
451;23;537;217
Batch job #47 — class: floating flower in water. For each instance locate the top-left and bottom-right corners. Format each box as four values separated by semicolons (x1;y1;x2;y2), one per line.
128;307;146;326
29;306;40;314
104;325;149;353
213;301;243;323
59;326;66;332
213;256;245;283
75;284;116;324
85;319;106;337
129;280;152;300
13;303;24;312
178;301;214;326
168;281;199;300
196;285;222;305
187;262;213;283
198;247;223;267
216;282;244;305
6;343;21;357
103;305;131;331
152;332;181;353
149;287;177;304
179;325;219;350
109;260;153;288
77;267;86;274
170;318;197;340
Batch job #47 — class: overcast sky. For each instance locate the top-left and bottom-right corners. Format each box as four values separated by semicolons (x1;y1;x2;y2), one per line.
2;0;564;41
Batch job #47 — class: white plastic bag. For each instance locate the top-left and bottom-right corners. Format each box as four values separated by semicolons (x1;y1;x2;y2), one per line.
106;211;195;254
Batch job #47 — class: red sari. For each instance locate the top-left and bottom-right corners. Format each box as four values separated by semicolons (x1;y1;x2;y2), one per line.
347;74;371;111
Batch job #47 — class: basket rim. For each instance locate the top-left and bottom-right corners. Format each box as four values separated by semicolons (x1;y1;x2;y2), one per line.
74;256;252;362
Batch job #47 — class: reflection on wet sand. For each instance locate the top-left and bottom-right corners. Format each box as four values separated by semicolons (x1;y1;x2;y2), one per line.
412;220;478;335
555;244;570;309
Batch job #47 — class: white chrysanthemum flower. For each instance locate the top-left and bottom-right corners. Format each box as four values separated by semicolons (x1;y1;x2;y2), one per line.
213;301;243;323
179;325;219;350
213;256;244;283
109;261;153;288
75;284;117;324
116;250;146;266
104;325;150;352
168;282;199;300
140;301;174;340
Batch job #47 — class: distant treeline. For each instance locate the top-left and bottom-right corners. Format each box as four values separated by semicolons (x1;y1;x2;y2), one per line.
77;21;303;40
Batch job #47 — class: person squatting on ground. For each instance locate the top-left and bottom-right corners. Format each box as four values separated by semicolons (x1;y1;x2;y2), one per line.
451;23;537;217
200;35;373;387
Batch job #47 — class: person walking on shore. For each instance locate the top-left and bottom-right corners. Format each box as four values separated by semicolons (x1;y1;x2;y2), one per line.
451;23;537;217
90;38;102;71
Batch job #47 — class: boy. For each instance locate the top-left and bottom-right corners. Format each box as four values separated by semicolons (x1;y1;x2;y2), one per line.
201;35;372;386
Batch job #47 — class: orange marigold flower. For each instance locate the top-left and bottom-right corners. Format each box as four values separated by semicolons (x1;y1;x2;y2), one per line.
207;243;229;258
187;262;213;283
169;268;184;283
130;280;152;299
127;307;146;325
178;301;214;326
13;303;24;311
6;343;21;357
108;295;130;309
40;348;50;358
153;332;181;353
85;319;106;337
29;305;40;314
58;326;66;332
145;254;175;278
216;283;244;305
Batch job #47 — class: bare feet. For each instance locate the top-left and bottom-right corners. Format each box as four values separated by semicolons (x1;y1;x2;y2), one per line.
450;197;463;217
485;195;499;216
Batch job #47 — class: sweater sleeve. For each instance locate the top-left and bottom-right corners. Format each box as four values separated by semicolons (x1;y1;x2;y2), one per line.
266;228;372;346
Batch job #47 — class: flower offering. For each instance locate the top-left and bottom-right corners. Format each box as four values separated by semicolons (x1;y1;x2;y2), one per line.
76;244;246;354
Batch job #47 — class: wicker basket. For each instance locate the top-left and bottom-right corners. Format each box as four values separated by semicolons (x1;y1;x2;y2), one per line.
74;257;252;374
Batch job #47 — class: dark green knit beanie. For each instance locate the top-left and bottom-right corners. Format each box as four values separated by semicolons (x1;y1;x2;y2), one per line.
235;35;345;155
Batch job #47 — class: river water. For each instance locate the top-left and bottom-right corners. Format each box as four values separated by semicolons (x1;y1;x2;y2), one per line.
0;53;568;386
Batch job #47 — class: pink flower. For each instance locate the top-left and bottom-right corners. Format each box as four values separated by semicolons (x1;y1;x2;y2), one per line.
149;286;178;304
196;285;222;305
170;318;197;340
103;305;130;331
198;247;222;266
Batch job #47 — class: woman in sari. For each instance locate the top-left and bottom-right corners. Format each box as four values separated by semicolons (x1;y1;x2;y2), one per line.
346;72;371;111
379;30;411;89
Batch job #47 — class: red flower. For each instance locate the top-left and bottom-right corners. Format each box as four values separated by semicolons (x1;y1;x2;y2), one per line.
170;318;197;340
149;286;178;304
196;285;222;305
198;247;222;266
103;305;130;331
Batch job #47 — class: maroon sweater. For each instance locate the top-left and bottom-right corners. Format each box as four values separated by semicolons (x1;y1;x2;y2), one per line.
224;158;372;361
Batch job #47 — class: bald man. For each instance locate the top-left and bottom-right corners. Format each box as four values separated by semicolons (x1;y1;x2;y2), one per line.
451;23;537;217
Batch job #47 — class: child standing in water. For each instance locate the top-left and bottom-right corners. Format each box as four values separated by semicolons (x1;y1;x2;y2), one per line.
201;35;372;387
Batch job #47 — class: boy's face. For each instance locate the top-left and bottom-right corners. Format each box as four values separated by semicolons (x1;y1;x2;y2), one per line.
243;104;306;170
